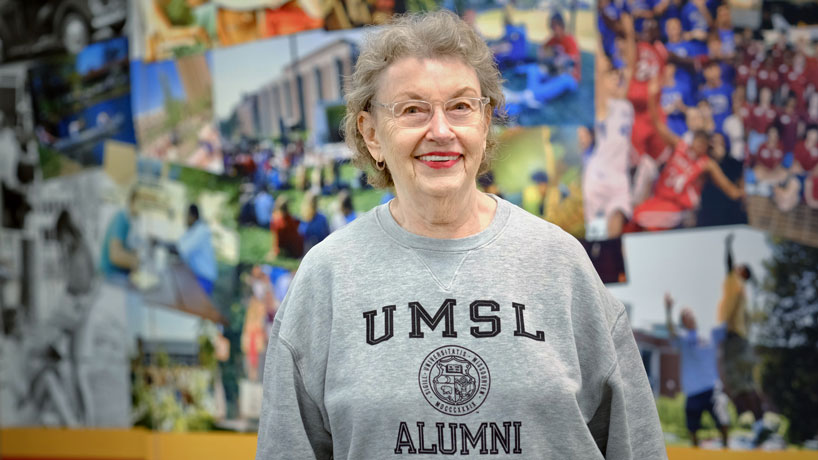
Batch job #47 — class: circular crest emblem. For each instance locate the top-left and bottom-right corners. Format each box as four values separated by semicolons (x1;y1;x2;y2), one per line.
418;345;490;416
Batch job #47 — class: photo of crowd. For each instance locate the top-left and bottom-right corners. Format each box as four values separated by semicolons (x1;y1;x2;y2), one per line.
481;2;596;126
593;0;818;248
735;25;818;248
592;0;811;241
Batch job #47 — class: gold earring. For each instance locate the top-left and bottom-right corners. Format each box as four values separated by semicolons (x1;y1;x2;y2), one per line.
376;160;385;171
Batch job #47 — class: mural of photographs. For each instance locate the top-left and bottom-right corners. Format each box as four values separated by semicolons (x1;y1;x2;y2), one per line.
29;37;136;179
593;1;779;239
213;27;385;273
213;28;365;166
324;0;405;30
611;225;817;450
0;0;128;65
1;169;132;428
132;0;328;62
489;125;585;237
123;164;243;431
131;52;222;174
477;1;596;126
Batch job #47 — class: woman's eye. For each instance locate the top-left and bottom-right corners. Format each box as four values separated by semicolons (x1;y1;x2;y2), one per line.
450;101;473;112
401;104;428;115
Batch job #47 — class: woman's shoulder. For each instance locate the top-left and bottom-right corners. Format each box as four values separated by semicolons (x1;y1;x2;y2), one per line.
499;199;616;305
501;199;588;257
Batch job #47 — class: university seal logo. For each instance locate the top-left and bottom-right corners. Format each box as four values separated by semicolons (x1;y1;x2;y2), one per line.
418;345;490;416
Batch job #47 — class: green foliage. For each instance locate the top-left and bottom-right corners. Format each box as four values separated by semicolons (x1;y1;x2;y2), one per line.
757;239;818;444
131;350;217;432
162;0;194;26
197;333;217;371
406;0;440;12
236;186;384;268
156;349;171;368
218;301;250;418
172;44;209;59
238;225;301;270
38;146;63;179
656;393;735;443
176;165;241;229
326;105;347;142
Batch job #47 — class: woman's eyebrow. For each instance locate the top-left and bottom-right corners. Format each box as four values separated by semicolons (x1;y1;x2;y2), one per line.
392;87;480;101
450;87;479;98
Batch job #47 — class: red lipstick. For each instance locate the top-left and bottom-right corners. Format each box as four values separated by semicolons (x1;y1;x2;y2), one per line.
415;152;462;169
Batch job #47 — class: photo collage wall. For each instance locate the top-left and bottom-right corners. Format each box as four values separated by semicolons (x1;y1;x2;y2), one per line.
1;0;818;452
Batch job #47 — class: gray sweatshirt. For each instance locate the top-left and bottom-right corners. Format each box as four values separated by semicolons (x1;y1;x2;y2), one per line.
256;197;667;459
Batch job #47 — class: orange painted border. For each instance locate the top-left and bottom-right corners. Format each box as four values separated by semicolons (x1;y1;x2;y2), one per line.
3;429;818;460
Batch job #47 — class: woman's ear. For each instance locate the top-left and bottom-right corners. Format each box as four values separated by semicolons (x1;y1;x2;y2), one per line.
358;111;381;162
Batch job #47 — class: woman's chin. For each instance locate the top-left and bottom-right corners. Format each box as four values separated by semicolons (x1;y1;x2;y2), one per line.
414;176;473;200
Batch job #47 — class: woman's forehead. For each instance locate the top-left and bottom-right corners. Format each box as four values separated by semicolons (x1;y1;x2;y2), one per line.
376;56;480;100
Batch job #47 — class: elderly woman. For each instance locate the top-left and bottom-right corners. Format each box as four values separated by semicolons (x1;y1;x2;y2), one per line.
256;11;665;459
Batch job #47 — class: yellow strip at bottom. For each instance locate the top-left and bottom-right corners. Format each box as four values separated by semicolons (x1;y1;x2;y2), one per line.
2;429;817;460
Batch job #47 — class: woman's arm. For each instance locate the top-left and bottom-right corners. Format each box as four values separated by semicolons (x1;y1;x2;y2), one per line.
256;331;332;460
586;306;668;459
256;264;333;459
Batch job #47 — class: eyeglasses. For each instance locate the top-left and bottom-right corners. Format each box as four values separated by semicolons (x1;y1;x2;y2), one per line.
369;96;490;128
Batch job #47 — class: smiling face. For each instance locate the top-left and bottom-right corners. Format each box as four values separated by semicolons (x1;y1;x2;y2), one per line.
358;56;489;202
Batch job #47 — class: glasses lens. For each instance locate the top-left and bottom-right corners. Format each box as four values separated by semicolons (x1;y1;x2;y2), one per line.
445;97;481;125
390;98;485;127
393;100;432;127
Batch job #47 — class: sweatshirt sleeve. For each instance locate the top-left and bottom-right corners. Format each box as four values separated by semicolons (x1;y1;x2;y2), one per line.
255;329;332;459
587;308;668;460
255;257;333;459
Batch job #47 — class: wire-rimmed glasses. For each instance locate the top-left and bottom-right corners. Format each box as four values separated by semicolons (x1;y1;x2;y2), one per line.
369;96;490;128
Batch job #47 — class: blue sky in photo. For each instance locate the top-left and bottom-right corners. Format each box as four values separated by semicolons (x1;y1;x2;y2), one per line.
76;36;129;76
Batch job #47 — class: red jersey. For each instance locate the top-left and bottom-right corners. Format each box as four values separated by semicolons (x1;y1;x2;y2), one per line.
794;141;818;171
735;62;754;87
801;107;818;128
785;70;808;110
746;41;764;62
545;34;581;81
755;66;780;91
755;141;785;170
627;41;668;112
654;141;710;210
747;105;777;133
778;110;799;153
777;62;791;82
806;56;818;89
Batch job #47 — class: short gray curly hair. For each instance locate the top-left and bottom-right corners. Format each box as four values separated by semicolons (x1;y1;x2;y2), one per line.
342;10;505;188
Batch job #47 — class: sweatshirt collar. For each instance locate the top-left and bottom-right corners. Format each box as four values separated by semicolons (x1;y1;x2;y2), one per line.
375;194;510;252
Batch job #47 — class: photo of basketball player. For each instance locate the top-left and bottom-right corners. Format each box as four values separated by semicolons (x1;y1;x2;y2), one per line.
629;78;744;231
583;53;634;240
